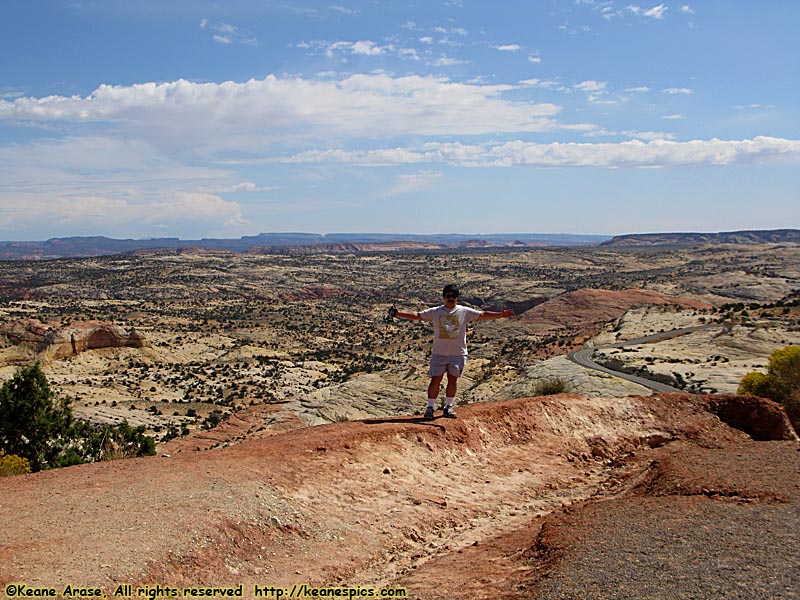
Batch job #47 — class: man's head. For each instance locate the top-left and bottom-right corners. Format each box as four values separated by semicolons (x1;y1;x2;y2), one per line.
442;284;459;307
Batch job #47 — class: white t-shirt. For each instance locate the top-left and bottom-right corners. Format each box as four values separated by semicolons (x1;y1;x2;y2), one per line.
419;304;483;356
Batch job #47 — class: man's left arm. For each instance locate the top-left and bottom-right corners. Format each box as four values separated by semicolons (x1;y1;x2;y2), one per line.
477;308;514;320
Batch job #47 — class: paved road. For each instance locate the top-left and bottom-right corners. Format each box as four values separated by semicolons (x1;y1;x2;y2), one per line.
567;324;718;394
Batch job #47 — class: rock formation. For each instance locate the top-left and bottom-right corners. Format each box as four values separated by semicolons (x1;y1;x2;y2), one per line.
0;318;149;359
519;288;711;332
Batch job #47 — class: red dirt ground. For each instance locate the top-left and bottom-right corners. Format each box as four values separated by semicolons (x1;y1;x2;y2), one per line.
1;393;797;600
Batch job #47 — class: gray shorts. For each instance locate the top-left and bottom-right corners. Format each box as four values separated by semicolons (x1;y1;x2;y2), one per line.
429;354;467;377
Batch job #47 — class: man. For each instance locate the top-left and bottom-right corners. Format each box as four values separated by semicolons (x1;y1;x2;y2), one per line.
392;284;514;419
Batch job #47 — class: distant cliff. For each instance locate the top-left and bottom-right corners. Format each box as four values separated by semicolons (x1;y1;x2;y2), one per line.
0;233;609;260
3;229;795;259
601;229;800;248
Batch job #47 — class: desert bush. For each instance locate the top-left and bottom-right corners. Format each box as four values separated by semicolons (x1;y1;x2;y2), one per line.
0;450;31;477
70;420;155;462
533;377;568;396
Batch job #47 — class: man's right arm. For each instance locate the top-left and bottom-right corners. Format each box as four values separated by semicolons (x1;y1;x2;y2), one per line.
395;309;423;321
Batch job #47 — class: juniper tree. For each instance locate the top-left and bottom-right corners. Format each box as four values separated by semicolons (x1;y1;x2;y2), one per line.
0;363;74;472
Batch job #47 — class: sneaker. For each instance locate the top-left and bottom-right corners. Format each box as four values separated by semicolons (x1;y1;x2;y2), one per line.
424;406;435;420
443;405;457;419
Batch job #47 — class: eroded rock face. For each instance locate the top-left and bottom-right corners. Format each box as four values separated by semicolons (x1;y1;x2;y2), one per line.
0;318;149;359
520;288;712;332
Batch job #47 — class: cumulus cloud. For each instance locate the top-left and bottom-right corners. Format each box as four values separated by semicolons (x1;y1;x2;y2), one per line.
0;75;564;150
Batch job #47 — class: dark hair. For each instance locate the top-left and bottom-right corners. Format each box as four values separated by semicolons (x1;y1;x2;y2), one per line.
442;284;459;297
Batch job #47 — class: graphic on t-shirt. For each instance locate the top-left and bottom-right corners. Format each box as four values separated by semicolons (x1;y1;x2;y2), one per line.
439;313;459;339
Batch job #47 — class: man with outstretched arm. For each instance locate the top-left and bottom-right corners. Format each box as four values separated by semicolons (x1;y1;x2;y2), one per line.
392;284;514;419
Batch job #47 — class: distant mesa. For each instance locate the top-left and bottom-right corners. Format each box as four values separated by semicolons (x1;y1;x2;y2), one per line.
0;232;609;260
1;229;795;260
0;318;149;359
601;229;800;248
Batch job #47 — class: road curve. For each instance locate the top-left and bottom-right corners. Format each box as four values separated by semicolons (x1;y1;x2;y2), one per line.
567;324;718;394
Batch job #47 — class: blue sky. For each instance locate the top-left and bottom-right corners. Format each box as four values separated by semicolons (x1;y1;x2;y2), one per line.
0;0;798;240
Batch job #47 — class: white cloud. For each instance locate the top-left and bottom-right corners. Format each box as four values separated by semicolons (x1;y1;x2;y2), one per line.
283;137;800;169
493;44;521;52
430;56;468;66
680;5;695;15
399;48;421;61
330;5;360;16
200;19;258;46
381;171;444;197
350;40;388;56
4;73;796;239
302;39;394;58
229;182;278;192
0;190;247;238
558;23;592;34
0;133;249;238
622;130;677;141
662;114;686;120
574;80;610;103
574;80;607;93
0;75;563;148
624;86;651;93
490;137;800;167
663;87;693;95
285;147;428;166
734;104;773;111
519;78;564;91
627;4;668;19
